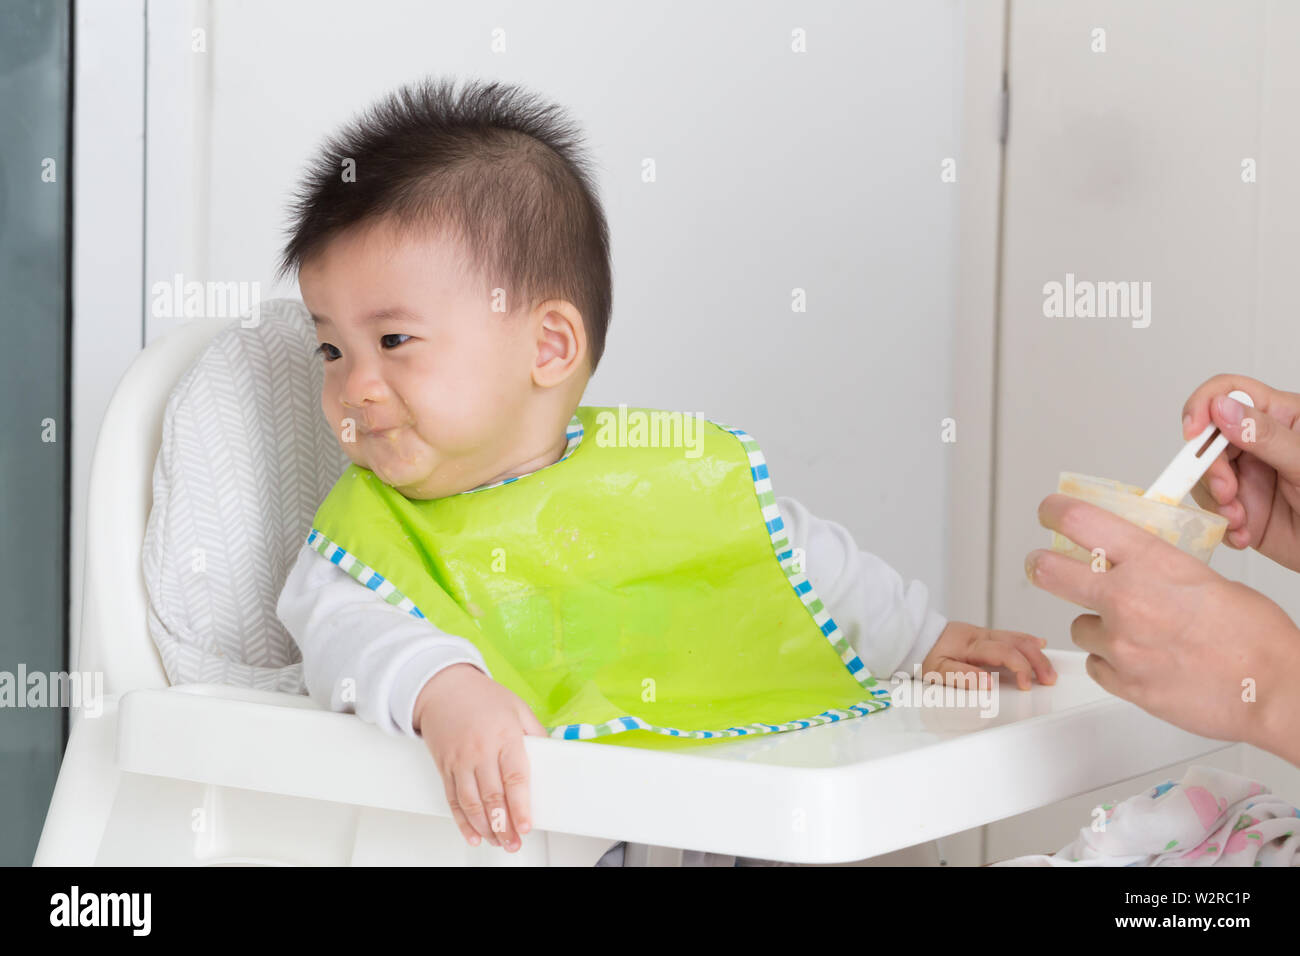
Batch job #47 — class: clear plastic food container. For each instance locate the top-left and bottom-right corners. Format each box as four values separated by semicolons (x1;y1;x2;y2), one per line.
1051;472;1228;565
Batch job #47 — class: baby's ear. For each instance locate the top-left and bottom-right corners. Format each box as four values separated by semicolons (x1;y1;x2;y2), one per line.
531;300;587;387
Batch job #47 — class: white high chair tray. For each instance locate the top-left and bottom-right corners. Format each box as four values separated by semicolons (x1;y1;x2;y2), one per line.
100;648;1223;863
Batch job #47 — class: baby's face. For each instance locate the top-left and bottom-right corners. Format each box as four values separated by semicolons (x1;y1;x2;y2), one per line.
299;218;540;499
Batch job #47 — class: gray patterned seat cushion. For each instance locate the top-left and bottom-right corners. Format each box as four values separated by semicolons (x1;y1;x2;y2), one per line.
142;298;349;689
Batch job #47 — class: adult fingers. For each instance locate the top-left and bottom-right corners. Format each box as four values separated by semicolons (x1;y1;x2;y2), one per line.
1180;374;1291;439
1037;494;1156;569
1025;547;1107;612
1071;617;1143;706
1209;396;1300;486
1084;652;1124;698
1197;455;1238;506
1190;472;1248;540
1226;452;1281;549
1068;613;1108;659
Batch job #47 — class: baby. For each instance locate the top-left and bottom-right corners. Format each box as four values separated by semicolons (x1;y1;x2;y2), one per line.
274;76;1056;863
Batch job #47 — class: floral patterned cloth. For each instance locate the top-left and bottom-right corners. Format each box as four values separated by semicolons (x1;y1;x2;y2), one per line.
993;765;1300;867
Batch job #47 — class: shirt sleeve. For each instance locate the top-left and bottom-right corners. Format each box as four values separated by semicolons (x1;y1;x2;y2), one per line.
775;496;948;682
275;542;491;738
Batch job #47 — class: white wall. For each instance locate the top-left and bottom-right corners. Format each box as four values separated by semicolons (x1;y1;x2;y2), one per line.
118;0;969;621
73;0;1300;866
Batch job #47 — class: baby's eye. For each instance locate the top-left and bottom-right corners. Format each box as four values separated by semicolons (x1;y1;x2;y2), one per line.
381;333;411;349
314;342;340;362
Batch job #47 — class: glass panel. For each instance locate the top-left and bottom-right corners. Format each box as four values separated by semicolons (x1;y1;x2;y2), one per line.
0;0;71;865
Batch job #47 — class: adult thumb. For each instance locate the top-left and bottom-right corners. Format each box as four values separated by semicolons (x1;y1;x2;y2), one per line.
1212;394;1300;481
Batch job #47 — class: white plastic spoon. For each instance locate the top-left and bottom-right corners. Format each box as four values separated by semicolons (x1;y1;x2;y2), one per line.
1142;389;1255;506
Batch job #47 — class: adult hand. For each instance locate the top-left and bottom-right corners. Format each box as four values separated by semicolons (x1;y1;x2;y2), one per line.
1025;494;1300;767
1181;374;1300;572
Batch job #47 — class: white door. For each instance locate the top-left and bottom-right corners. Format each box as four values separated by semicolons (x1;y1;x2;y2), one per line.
985;0;1300;860
993;0;1300;644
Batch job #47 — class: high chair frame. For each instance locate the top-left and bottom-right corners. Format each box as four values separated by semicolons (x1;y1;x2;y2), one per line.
34;318;1228;866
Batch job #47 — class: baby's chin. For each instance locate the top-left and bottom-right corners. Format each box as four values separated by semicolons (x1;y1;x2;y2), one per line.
357;446;471;500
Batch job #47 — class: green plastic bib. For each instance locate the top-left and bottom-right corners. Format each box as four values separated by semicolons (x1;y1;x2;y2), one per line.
308;406;890;750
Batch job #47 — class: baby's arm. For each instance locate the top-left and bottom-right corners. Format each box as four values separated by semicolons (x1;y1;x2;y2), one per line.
275;543;543;851
275;542;491;735
776;496;946;680
777;497;1054;689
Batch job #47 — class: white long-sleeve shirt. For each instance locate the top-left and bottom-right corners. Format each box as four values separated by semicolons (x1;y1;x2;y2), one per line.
275;495;948;738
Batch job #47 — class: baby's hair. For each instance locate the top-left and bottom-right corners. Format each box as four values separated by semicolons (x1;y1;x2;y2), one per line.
277;76;613;370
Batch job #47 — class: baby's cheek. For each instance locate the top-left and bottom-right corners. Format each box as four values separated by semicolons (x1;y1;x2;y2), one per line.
426;381;485;431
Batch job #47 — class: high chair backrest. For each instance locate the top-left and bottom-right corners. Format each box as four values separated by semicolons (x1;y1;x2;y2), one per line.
79;299;347;696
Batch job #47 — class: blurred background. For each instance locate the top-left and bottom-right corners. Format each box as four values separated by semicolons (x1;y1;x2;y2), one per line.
2;0;1297;865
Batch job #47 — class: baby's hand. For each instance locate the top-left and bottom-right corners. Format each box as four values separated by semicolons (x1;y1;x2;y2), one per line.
413;664;548;852
921;621;1056;691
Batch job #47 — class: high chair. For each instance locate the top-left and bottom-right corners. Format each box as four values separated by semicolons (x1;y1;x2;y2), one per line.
34;299;1229;866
